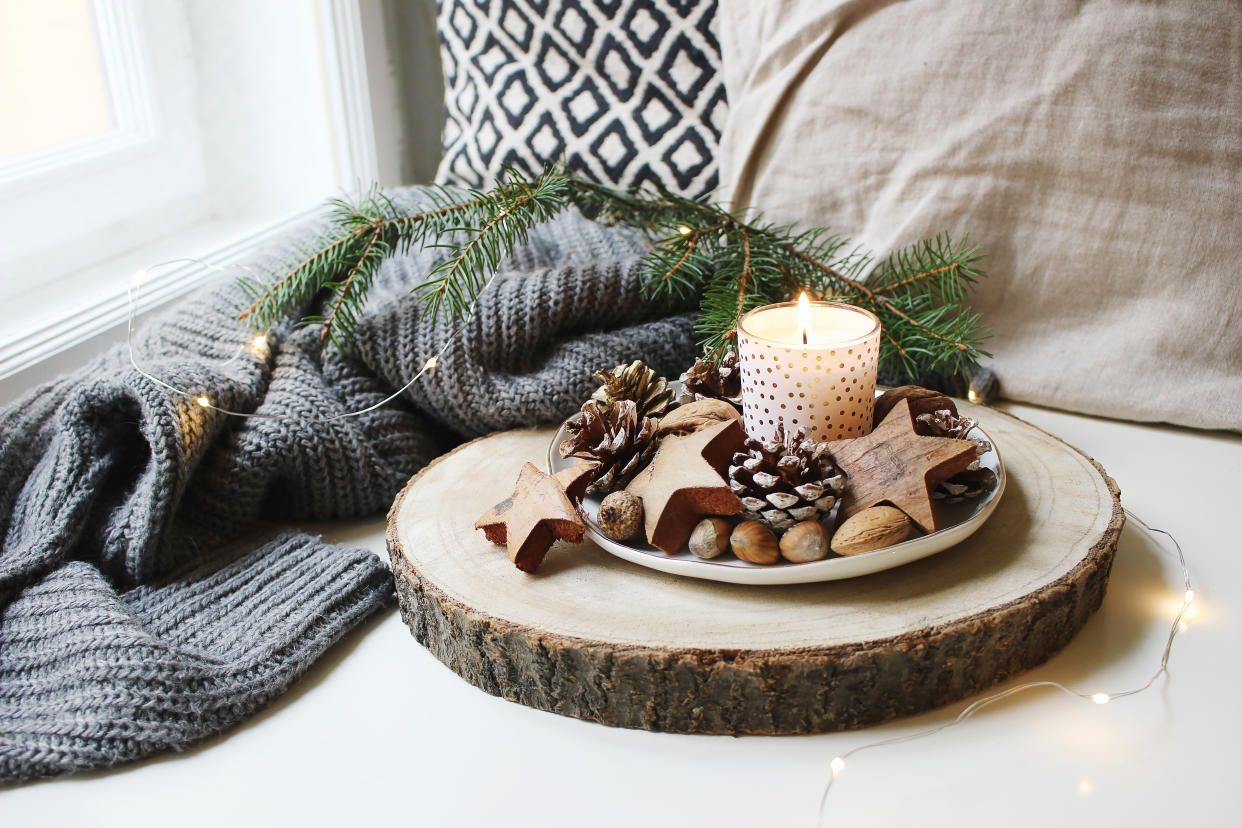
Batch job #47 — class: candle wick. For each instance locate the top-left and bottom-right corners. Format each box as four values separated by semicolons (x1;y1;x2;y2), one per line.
802;332;808;345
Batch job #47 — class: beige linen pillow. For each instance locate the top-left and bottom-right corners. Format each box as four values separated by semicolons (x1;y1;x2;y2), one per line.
716;0;1242;430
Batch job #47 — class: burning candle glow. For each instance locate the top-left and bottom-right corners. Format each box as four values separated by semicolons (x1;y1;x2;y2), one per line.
797;291;811;345
736;295;881;443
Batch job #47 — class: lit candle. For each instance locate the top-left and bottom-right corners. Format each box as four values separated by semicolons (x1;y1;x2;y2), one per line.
737;294;881;443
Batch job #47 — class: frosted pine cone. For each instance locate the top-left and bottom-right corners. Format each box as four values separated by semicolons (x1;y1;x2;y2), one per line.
916;409;997;502
590;361;675;419
679;349;741;403
727;425;845;534
560;400;658;495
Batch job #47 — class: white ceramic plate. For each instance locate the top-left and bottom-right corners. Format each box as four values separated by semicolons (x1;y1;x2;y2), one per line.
546;404;1006;586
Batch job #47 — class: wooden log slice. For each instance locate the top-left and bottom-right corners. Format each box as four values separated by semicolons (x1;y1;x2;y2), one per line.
387;401;1122;734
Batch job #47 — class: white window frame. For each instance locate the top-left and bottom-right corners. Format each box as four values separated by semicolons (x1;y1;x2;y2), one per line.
0;0;155;191
0;1;212;291
0;0;396;406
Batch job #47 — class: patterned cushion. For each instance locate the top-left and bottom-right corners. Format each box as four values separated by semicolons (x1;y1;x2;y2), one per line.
435;0;726;198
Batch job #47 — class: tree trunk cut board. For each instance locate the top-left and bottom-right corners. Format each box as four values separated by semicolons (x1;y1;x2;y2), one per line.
387;402;1122;735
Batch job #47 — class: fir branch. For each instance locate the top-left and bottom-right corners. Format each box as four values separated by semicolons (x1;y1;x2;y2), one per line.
785;245;877;301
661;233;700;284
872;261;959;295
735;224;752;321
237;185;490;341
645;221;728;293
413;167;570;323
778;236;988;381
319;227;383;344
237;164;991;387
868;234;983;301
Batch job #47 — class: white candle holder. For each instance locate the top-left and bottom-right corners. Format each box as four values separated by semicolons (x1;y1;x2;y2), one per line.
737;300;881;443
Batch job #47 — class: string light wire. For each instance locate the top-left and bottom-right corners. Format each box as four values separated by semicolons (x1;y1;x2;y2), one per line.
817;509;1194;823
126;258;492;423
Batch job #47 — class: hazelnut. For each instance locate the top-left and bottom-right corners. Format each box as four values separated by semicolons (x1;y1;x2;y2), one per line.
779;520;830;563
730;521;780;565
598;491;643;541
688;517;732;559
831;506;913;555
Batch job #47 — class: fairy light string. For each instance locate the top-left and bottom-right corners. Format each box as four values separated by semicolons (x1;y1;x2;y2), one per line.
817;509;1195;824
127;258;485;424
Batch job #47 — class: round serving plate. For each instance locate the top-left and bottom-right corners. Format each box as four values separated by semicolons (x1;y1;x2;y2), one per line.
547;406;1006;586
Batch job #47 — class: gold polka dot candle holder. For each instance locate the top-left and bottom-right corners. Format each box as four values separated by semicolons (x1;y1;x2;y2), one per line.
737;299;881;443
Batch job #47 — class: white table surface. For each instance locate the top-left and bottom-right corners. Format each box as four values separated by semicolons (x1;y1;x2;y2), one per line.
2;402;1238;828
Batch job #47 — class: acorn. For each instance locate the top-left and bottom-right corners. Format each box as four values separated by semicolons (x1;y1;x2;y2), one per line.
779;520;830;563
688;517;732;559
597;491;644;541
730;521;780;565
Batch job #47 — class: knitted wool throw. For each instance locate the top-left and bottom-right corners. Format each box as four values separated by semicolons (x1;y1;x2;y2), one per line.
0;192;697;782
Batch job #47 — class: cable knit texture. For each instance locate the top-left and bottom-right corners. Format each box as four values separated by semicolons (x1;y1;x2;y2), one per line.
0;191;698;782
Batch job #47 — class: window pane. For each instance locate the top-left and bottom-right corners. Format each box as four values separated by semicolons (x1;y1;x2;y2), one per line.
0;0;114;161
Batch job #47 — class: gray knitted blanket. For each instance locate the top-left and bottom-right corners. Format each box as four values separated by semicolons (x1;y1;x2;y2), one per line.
0;193;697;782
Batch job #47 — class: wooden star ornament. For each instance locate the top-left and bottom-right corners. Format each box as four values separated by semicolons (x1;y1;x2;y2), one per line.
474;461;595;573
625;419;745;553
828;398;978;533
552;460;596;506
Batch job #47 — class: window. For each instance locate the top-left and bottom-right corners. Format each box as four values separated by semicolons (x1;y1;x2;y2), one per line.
0;0;390;396
0;1;118;161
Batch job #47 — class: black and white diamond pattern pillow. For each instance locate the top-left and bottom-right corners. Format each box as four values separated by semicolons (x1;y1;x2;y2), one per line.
435;0;727;199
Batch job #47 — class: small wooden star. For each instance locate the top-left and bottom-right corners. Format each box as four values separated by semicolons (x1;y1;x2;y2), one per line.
625;419;745;553
829;398;978;533
474;462;591;573
553;460;597;506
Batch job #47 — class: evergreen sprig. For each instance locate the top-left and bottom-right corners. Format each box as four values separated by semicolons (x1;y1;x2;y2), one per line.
237;164;991;385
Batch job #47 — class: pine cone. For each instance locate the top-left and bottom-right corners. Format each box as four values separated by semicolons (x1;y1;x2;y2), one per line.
590;361;675;418
727;424;845;534
915;409;997;502
679;349;741;403
559;400;658;496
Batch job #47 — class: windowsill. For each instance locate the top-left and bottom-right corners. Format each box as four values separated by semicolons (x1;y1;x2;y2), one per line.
0;206;321;406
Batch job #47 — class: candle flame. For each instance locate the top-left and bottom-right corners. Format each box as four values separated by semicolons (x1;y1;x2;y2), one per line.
797;291;812;345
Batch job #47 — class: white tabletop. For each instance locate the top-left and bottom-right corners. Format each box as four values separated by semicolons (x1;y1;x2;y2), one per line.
2;402;1238;827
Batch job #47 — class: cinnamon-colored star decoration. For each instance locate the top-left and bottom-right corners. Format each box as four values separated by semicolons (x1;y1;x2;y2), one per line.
553;460;597;506
829;398;978;533
474;462;594;573
626;419;745;553
872;385;957;428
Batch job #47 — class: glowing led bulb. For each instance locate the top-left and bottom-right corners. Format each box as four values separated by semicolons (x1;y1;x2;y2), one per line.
196;396;211;408
252;335;268;349
967;389;980;403
131;269;148;289
677;225;692;235
424;356;438;371
1184;589;1195;604
830;757;846;777
1091;692;1110;705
